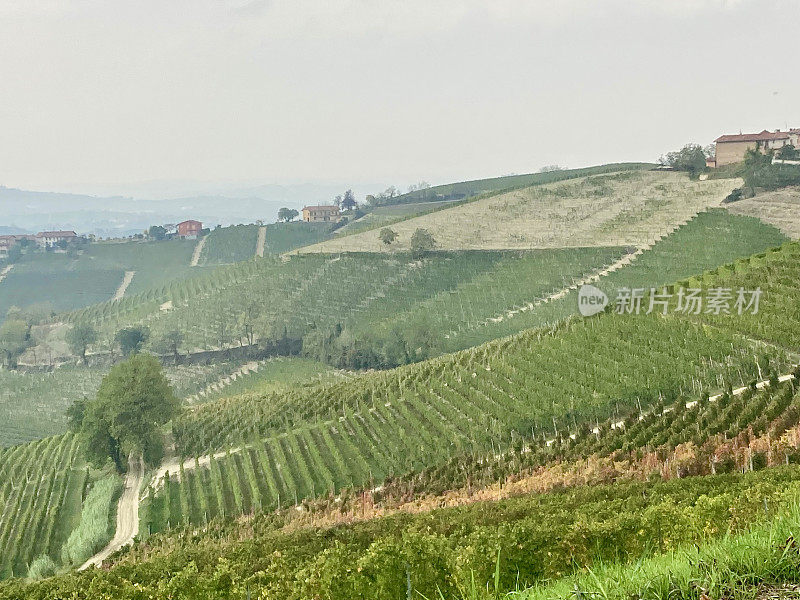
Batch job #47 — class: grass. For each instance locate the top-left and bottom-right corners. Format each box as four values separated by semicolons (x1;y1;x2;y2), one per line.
294;171;740;254
58;473;122;569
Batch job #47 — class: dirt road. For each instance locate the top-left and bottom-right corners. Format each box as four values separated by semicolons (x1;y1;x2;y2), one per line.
112;270;135;301
190;236;206;267
256;225;266;257
79;456;144;570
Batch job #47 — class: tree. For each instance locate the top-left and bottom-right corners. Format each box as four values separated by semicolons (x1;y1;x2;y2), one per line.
333;195;343;210
154;330;184;363
341;189;357;211
410;228;436;258
379;228;398;245
0;318;29;367
147;225;167;240
115;326;150;357
80;354;179;470
777;144;800;160
661;143;708;178
65;322;97;365
277;208;299;223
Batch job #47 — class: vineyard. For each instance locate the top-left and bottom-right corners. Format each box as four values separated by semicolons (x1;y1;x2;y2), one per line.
725;186;800;239
261;221;332;254
0;433;117;581
295;170;740;254
154;313;787;531
0;238;200;323
440;209;788;351
65;247;628;358
0;359;281;447
198;225;260;264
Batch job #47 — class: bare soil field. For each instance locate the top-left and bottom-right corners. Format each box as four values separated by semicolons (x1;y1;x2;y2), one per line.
292;171;740;254
725;186;800;239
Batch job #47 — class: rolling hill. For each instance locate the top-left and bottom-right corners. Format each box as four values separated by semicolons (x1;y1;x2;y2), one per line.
295;170;740;254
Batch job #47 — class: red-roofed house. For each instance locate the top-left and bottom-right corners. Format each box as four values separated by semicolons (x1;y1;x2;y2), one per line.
712;129;800;167
177;220;202;239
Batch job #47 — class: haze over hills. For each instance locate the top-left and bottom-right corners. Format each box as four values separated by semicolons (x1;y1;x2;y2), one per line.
0;181;386;237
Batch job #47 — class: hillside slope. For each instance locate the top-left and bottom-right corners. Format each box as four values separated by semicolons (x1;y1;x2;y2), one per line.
725;186;800;239
295;171;740;254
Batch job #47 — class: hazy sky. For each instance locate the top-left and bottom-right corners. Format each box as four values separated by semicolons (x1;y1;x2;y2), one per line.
1;0;798;194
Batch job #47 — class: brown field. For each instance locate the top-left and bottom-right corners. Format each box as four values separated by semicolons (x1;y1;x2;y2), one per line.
725;186;800;239
292;171;740;254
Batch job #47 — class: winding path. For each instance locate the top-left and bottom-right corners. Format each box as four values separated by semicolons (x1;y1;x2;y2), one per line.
79;456;144;571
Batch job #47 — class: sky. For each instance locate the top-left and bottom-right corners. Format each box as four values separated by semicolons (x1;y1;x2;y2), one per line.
1;0;798;196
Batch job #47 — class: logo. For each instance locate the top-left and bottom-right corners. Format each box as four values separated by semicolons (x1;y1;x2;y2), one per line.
578;284;608;317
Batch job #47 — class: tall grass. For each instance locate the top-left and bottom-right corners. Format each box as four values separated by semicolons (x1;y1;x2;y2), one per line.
60;474;122;567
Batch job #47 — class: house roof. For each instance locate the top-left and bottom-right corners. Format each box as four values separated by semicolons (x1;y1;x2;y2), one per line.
36;231;77;238
715;130;792;143
177;220;201;226
302;205;338;211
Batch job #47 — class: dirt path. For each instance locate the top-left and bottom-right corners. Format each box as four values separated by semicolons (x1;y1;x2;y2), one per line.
112;270;135;301
79;456;144;570
0;264;14;284
256;225;267;257
190;236;206;267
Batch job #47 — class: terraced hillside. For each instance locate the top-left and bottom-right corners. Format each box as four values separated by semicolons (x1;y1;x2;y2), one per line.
295;171;740;254
141;238;800;530
199;222;332;265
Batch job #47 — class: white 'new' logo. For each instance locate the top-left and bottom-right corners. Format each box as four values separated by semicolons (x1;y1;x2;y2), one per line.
578;284;608;317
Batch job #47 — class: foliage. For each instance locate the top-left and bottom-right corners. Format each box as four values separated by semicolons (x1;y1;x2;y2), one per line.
65;322;98;364
341;189;357;211
5;468;800;598
378;227;398;245
80;354;179;469
660;143;709;178
147;225;166;241
410;228;436;257
277;208;299;223
0;319;29;367
742;147;800;191
115;325;149;357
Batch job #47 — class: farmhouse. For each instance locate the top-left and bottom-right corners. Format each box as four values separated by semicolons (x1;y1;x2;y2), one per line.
177;220;203;239
302;205;341;223
36;230;78;249
709;129;800;167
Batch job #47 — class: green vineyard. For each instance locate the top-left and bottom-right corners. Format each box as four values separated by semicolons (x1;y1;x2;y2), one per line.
0;433;115;580
199;224;260;264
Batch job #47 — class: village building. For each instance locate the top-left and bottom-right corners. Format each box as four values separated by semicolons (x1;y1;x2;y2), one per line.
301;205;341;223
36;230;78;249
709;129;800;167
177;220;202;239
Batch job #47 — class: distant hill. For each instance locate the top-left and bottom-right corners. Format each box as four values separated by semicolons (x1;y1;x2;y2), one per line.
0;186;292;237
